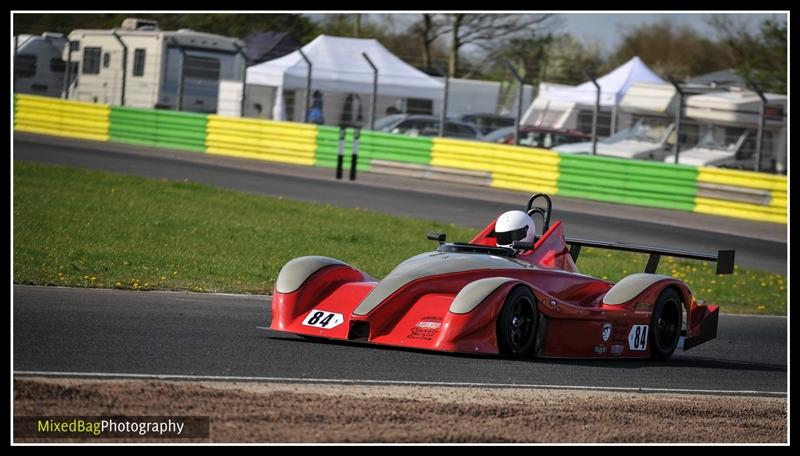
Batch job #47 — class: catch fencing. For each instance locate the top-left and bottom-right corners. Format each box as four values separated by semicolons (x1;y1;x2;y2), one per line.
13;93;786;224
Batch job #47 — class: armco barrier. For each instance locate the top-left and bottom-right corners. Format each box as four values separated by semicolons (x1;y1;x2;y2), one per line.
557;154;698;211
359;130;432;165
205;115;316;166
432;138;560;194
370;159;491;186
111;107;207;152
13;94;786;224
14;94;110;142
694;167;787;224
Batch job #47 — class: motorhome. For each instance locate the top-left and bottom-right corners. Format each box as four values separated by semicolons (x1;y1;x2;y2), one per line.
64;18;245;113
14;33;72;98
663;89;787;172
522;83;626;138
551;83;683;160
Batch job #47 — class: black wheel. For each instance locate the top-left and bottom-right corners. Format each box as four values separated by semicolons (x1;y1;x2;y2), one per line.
497;287;538;357
649;288;683;360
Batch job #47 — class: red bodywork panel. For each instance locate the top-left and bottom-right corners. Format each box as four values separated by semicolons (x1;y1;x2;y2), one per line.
271;218;719;358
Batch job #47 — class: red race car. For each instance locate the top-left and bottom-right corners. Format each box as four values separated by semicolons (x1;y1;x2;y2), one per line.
271;194;734;359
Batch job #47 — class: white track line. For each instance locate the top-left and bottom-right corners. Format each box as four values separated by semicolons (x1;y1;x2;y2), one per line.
14;370;786;397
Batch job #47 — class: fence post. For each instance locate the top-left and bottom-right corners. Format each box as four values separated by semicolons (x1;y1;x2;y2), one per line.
336;126;346;180
169;38;185;111
434;62;449;137
13;35;17;93
362;52;378;131
233;43;248;117
584;69;600;156
748;79;768;173
63;41;75;99
350;128;361;181
111;31;128;106
298;49;312;123
506;61;525;146
666;74;685;165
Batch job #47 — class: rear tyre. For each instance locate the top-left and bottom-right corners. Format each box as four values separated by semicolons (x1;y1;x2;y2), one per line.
497;287;538;357
649;288;683;360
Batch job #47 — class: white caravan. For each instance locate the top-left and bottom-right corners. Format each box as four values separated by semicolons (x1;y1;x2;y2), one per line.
14;33;70;98
551;83;679;160
64;18;245;113
663;89;787;172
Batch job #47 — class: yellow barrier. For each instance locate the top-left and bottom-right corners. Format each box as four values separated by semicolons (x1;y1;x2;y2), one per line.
431;139;560;194
695;167;787;223
14;94;110;142
694;196;787;224
205;116;317;166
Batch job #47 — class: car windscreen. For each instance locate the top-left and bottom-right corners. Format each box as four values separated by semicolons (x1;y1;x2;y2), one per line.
482;126;514;142
602;118;672;144
695;125;749;152
374;114;406;131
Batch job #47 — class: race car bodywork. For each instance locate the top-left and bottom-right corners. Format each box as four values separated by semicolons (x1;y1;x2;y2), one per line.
271;194;734;359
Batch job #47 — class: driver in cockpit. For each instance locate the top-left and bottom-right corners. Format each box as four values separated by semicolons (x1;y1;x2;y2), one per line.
494;210;536;249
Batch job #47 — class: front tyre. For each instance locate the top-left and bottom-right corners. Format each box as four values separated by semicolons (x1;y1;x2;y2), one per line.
497;287;538;357
649;288;683;360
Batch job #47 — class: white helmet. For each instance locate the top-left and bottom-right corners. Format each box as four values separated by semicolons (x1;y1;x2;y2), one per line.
495;210;536;248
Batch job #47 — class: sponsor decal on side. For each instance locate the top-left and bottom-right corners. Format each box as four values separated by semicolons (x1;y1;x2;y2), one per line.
415;321;442;330
408;317;443;341
610;345;624;356
593;345;608;354
601;322;612;341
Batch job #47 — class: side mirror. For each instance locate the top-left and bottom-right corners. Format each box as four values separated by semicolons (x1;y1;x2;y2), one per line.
427;232;447;244
512;241;534;250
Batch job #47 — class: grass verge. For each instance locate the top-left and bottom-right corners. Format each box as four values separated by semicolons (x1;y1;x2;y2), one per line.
13;161;786;315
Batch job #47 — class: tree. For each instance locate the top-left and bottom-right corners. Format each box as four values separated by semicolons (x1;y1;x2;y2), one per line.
606;19;733;80
539;35;605;85
412;14;448;72
710;16;787;93
444;14;553;78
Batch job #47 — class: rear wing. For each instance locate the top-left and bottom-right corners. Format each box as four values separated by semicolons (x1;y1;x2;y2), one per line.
565;237;735;275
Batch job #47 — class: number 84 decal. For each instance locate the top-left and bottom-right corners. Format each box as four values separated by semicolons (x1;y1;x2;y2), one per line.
302;309;344;329
628;324;648;351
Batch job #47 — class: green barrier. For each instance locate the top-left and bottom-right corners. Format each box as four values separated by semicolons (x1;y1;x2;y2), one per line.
110;108;158;147
110;107;207;153
359;131;432;165
557;154;698;211
154;110;206;153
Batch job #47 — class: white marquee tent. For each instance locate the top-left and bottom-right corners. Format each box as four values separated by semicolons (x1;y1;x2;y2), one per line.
246;34;444;120
522;56;666;126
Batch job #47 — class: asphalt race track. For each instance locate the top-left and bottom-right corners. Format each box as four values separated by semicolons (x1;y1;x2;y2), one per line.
14;286;787;396
14;135;786;273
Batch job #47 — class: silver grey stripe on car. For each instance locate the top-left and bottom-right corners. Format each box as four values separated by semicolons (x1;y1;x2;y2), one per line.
275;256;351;294
449;277;519;314
353;252;529;316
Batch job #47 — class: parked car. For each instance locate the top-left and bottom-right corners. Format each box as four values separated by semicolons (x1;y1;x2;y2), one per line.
552;118;675;160
455;113;516;135
482;126;591;149
374;114;482;139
